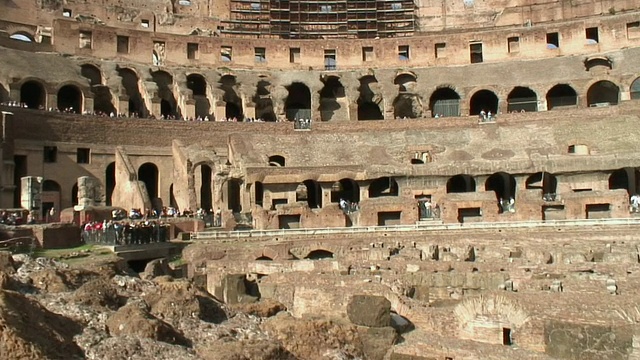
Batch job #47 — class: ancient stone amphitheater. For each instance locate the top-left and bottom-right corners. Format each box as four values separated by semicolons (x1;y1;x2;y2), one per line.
2;0;640;358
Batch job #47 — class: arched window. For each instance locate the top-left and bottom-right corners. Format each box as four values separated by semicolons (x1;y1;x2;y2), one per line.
546;84;578;109
447;175;475;193
430;87;460;117
469;90;498;115
587;80;619;106
268;155;285;167
369;177;399;197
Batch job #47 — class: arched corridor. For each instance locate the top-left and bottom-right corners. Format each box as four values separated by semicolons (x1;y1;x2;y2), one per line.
430;87;460;117
117;68;147;116
57;85;82;113
194;164;213;210
369;177;399;197
331;178;360;203
393;94;422;119
469;90;498;115
187;73;210;117
587;81;619;106
609;167;640;196
296;180;322;208
546;84;578;109
447;175;476;193
105;162;116;206
254;79;276;121
138;163;159;200
485;172;517;213
152;70;179;117
20;80;46;109
81;64;115;115
357;75;383;121
220;75;243;120
319;76;345;121
507;87;537;112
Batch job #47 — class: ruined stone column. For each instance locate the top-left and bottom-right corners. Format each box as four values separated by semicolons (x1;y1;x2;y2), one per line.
21;176;42;219
77;176;104;209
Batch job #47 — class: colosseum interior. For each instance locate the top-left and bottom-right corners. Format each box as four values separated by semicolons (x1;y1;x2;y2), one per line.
3;0;640;358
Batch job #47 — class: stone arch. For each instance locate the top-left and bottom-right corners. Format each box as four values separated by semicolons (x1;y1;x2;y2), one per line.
304;249;334;260
330;178;359;203
268;155;285;167
546;84;578;110
138;162;159;200
609;167;640;196
81;64;115;115
285;82;311;121
525;172;558;197
630;77;640;100
255;255;273;261
57;84;83;113
219;75;243;120
507;86;537;112
9;32;34;42
20;80;46;109
254;79;276;121
394;72;417;93
117;67;147;117
187;73;210;118
357;75;383;121
105;162;116;206
369;177;399;198
469;89;498;115
584;57;612;72
429;86;461;117
296;179;322;208
447;174;476;193
454;295;530;345
152;70;180;117
319;75;345;121
486;172;517;211
587;80;619;106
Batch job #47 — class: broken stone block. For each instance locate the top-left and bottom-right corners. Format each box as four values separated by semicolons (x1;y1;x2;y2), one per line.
347;295;391;327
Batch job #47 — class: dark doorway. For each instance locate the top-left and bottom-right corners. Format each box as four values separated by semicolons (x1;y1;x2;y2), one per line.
469;90;498;115
587;80;619;106
187;73;210;117
304;249;334;259
394;73;416;93
507;87;537;112
138;163;159;199
319;76;344;121
377;211;401;226
220;75;243;121
447;175;476;193
393;94;421;119
57;85;82;113
227;178;242;213
152;70;179;117
197;164;213;210
330;178;360;203
278;214;301;229
503;328;512;346
20;81;45;109
357;75;383;121
430;87;460;117
486;172;517;212
285;82;311;121
105;162;116;206
609;167;639;195
117;68;147;116
358;102;383;120
369;177;399;197
526;172;558;200
301;180;322;208
254;181;264;207
255;79;276;121
546;84;578;109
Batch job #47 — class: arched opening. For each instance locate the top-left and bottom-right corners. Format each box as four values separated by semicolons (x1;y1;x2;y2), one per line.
268;155;285;167
357;75;383;121
304;249;334;260
227;179;242;213
394;73;417;93
369;177;399;197
330;178;360;203
20;80;45;109
57;85;82;113
393;94;422;119
526;172;558;200
609;168;639;196
587;80;619;106
82;64;115;115
220;75;243;121
187;73;210;118
319;76;345;121
507;87;537;112
296;180;322;208
584;57;612;72
117;68;147;117
546;84;578;110
256;255;273;261
469;90;498;115
9;33;34;42
105;162;116;206
254;181;264;207
254;79;276;121
138;163;159;200
71;183;78;206
447;175;476;193
194;164;213;210
631;77;640;100
429;87;460;117
169;184;178;208
285;82;311;121
485;172;517;212
41;180;61;220
152;70;180;117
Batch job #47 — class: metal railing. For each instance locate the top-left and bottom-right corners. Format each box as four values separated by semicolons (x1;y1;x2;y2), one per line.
83;225;170;245
191;217;640;240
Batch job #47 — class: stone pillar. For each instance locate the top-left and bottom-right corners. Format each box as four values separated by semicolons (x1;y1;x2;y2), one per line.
118;96;130;116
77;176;104;209
21;176;42;220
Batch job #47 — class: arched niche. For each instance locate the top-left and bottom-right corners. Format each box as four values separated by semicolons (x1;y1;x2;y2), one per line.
546;84;578;110
469;89;498;115
525;172;558;199
357;75;383;121
304;249;334;260
609;167;640;196
393;94;422;119
447;174;476;193
81;64;102;86
138;163;159;200
57;85;83;113
587;80;619;106
319;76;344;122
20;80;46;109
394;73;417;93
485;172;517;212
268;155;285;167
296;180;323;208
105;162;116;206
194;164;213;210
117;67;147;117
187;73;210;117
285;82;311;121
430;87;460;117
507;87;537;112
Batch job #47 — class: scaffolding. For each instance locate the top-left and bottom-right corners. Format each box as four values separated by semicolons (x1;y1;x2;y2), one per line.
221;0;415;39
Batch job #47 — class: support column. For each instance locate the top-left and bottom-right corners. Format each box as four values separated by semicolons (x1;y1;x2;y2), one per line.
21;176;42;221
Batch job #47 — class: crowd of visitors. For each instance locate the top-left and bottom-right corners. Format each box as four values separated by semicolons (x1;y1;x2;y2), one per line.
82;219;169;245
